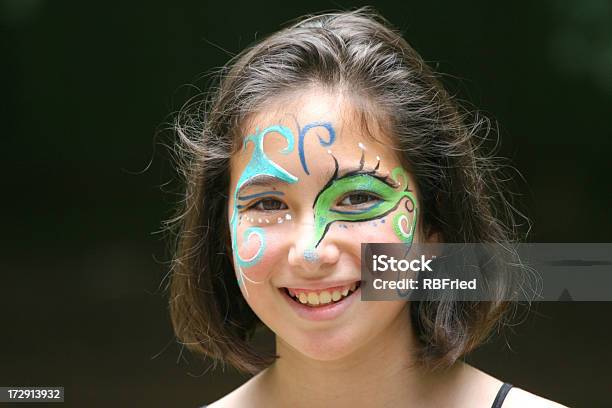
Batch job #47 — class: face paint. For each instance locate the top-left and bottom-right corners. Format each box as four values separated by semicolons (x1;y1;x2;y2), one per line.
303;248;319;263
230;125;298;291
230;122;418;293
311;153;417;248
231;120;336;282
237;190;285;201
392;195;416;243
236;190;285;210
297;121;336;175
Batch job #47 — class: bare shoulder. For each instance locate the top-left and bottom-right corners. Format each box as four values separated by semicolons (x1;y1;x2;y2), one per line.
503;387;568;408
207;370;266;408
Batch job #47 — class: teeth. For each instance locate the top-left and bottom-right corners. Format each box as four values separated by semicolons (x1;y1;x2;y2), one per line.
288;283;360;307
319;291;332;304
307;293;320;305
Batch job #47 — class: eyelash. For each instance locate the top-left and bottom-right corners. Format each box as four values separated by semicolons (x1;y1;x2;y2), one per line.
243;192;382;212
338;192;382;206
247;198;288;212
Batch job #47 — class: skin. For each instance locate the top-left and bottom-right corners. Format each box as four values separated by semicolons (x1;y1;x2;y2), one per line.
214;89;566;408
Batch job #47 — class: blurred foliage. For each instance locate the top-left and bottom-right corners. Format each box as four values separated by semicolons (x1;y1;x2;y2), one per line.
1;0;610;251
0;1;610;406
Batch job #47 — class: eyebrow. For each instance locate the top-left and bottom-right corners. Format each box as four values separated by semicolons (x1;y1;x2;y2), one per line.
236;165;400;197
322;165;400;189
237;190;285;201
236;175;289;196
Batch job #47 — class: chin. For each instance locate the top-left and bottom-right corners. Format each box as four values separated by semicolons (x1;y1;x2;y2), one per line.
255;289;409;363
283;325;366;361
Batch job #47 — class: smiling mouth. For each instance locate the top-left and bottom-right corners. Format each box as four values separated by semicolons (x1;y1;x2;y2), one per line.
282;281;361;307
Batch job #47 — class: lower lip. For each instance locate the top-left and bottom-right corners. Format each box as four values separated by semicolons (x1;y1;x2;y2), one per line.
280;286;360;322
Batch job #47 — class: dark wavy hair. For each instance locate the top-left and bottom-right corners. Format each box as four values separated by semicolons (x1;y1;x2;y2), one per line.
166;8;524;374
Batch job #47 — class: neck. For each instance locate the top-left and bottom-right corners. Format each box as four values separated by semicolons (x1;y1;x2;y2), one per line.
263;305;444;407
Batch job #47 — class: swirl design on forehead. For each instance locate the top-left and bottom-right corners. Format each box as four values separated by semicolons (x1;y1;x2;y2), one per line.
297;121;336;175
230;125;298;294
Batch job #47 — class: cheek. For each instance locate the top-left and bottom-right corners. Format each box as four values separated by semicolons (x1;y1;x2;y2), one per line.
351;217;397;243
343;208;416;244
234;224;286;282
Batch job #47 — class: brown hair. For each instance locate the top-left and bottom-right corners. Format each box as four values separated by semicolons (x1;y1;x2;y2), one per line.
166;8;523;374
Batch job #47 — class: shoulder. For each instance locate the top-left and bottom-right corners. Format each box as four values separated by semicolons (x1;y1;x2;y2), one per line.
207;369;267;408
502;387;568;408
454;363;566;408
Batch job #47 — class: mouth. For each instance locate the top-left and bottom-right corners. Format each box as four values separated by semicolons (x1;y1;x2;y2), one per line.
281;281;361;308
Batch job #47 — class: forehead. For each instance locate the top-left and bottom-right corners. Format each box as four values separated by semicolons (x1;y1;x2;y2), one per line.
229;89;399;187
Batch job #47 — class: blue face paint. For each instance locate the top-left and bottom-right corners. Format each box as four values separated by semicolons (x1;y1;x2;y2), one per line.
230;125;298;288
237;191;285;201
330;200;384;215
240;125;298;186
303;248;319;263
297;121;336;175
236;191;285;209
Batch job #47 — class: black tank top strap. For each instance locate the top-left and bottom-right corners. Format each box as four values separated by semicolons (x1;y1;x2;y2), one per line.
491;382;513;408
201;383;515;408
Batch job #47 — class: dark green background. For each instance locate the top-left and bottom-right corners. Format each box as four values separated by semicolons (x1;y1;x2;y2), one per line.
1;0;611;406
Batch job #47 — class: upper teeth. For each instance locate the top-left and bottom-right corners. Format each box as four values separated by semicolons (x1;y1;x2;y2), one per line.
290;283;358;306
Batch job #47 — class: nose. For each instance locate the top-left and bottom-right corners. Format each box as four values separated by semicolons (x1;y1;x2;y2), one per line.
287;220;340;274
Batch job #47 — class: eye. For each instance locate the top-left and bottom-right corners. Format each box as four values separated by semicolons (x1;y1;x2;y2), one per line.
338;192;381;206
250;198;288;212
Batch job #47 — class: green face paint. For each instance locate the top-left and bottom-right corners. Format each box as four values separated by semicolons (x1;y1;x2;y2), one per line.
311;165;417;248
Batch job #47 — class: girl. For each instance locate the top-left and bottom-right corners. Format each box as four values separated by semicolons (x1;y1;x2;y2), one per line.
167;9;564;408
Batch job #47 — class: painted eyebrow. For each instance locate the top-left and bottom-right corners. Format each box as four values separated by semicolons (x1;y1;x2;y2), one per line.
236;175;289;196
237;190;285;201
236;166;399;198
322;166;400;189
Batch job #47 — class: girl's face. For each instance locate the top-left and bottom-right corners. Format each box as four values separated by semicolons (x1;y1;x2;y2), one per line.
227;90;419;361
